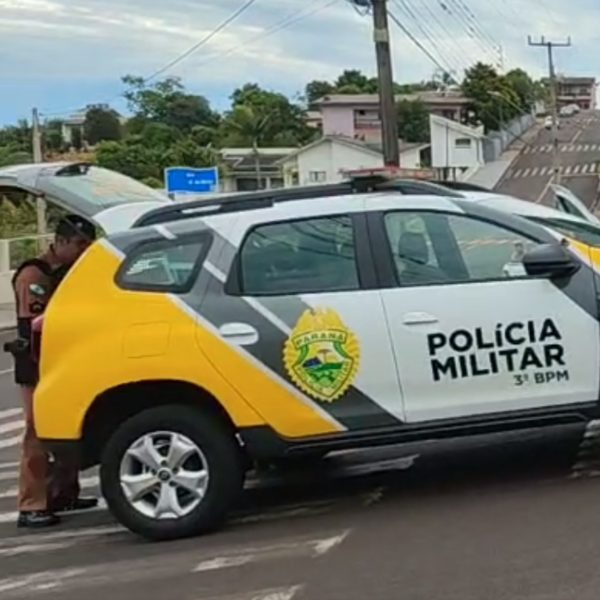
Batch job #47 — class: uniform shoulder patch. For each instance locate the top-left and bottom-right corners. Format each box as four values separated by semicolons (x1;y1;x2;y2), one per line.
283;307;360;402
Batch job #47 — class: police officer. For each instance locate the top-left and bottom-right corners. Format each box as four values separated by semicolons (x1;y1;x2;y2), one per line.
11;215;98;528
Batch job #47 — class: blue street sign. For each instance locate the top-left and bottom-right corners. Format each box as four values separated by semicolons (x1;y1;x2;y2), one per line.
165;167;219;194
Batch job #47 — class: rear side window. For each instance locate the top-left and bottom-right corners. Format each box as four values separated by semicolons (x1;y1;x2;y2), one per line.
118;236;210;292
238;215;359;295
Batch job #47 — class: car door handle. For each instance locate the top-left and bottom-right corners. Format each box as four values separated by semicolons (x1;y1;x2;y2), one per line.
402;312;439;325
219;322;259;346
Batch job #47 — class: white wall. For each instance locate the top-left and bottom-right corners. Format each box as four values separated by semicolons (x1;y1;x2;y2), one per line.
399;147;422;169
292;141;383;185
431;119;483;169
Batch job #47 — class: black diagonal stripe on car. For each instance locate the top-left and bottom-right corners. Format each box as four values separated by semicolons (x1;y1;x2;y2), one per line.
180;271;400;431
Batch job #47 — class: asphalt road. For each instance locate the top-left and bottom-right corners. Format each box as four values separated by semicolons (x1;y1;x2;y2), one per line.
496;111;600;208
3;351;600;599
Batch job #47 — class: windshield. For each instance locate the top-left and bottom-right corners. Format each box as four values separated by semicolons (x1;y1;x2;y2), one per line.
46;166;168;211
527;216;600;247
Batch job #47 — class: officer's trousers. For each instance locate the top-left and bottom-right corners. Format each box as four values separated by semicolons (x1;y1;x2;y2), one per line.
18;386;80;512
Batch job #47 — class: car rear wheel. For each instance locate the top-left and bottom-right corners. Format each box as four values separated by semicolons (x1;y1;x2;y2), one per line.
100;405;244;541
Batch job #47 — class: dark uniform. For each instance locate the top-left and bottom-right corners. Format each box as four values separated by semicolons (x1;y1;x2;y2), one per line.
9;215;98;528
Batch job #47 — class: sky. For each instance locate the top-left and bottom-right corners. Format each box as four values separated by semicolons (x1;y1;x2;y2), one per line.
0;0;599;125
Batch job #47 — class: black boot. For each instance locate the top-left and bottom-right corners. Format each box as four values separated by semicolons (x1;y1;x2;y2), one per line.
54;497;99;513
17;511;60;529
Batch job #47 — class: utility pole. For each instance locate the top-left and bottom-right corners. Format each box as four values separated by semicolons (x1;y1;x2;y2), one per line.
528;36;572;184
371;0;400;167
31;108;47;238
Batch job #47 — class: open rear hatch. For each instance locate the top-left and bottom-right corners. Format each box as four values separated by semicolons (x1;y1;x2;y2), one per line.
0;162;171;233
552;183;600;226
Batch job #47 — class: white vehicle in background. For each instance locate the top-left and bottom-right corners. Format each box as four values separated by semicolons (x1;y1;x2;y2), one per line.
560;105;576;118
545;115;561;129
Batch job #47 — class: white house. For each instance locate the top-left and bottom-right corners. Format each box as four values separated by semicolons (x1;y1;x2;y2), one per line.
430;114;485;175
278;136;430;187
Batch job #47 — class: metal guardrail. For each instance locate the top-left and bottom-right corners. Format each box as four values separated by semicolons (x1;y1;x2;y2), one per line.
0;234;53;273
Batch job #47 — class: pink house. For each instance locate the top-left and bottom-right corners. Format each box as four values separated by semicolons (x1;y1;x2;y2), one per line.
314;92;471;144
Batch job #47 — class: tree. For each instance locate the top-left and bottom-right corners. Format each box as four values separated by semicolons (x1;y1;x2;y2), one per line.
95;140;163;181
220;105;272;188
227;83;312;146
84;107;122;146
461;63;521;131
44;119;64;153
335;70;377;93
504;69;536;111
305;80;335;105
397;100;430;143
122;75;219;133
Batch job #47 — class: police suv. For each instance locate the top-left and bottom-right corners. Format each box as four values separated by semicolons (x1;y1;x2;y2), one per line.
2;163;600;541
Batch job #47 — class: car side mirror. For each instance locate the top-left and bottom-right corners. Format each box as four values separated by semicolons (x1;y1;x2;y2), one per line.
523;243;580;279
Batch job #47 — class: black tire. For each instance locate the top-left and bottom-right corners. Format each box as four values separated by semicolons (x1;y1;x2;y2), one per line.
100;405;244;541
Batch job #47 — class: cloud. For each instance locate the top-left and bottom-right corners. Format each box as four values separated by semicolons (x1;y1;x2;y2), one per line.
0;0;597;124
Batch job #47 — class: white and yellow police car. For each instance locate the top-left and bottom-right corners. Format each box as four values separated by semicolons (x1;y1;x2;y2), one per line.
2;162;600;541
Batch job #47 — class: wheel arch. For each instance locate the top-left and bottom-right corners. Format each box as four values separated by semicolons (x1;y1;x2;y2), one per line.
81;379;238;468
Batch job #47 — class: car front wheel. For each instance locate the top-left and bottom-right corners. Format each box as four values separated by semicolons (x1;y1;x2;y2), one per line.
100;405;244;541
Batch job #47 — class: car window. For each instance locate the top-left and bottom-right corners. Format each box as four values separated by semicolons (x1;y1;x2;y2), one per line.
449;215;538;281
118;238;208;291
527;216;600;247
384;212;538;286
48;166;168;211
239;216;359;295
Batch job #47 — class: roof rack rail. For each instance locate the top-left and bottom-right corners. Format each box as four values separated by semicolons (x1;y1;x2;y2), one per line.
134;174;460;227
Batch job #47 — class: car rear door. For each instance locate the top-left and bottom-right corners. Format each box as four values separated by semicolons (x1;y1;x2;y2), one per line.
371;201;600;423
0;163;170;233
192;198;406;439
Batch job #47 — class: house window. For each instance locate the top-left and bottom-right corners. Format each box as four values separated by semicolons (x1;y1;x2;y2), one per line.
455;138;472;148
308;171;327;183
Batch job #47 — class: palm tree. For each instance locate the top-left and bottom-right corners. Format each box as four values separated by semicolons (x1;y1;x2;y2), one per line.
220;105;272;190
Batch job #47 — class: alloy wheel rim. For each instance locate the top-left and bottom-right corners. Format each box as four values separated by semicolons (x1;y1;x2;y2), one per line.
119;431;209;520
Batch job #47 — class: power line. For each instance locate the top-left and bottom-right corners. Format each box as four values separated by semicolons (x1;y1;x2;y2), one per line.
412;0;475;73
387;8;459;84
437;0;499;66
192;0;339;69
391;0;463;77
455;0;500;51
40;0;335;120
144;0;259;83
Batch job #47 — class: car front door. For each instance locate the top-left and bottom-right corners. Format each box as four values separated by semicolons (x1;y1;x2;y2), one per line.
376;207;600;422
196;204;406;438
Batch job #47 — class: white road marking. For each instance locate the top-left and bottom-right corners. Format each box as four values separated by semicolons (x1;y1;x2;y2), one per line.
536;178;554;204
584;144;591;152
197;586;303;600
0;420;24;435
193;530;350;573
0;569;87;596
0;525;124;548
573;164;581;174
564;165;573;175
0;474;99;499
0;461;19;470
513;169;523;178
0;368;14;376
153;225;176;240
0;409;21;420
522;168;531;178
530;167;539;177
0;541;77;557
0;435;21;450
582;164;590;174
0;470;17;481
0;499;107;524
